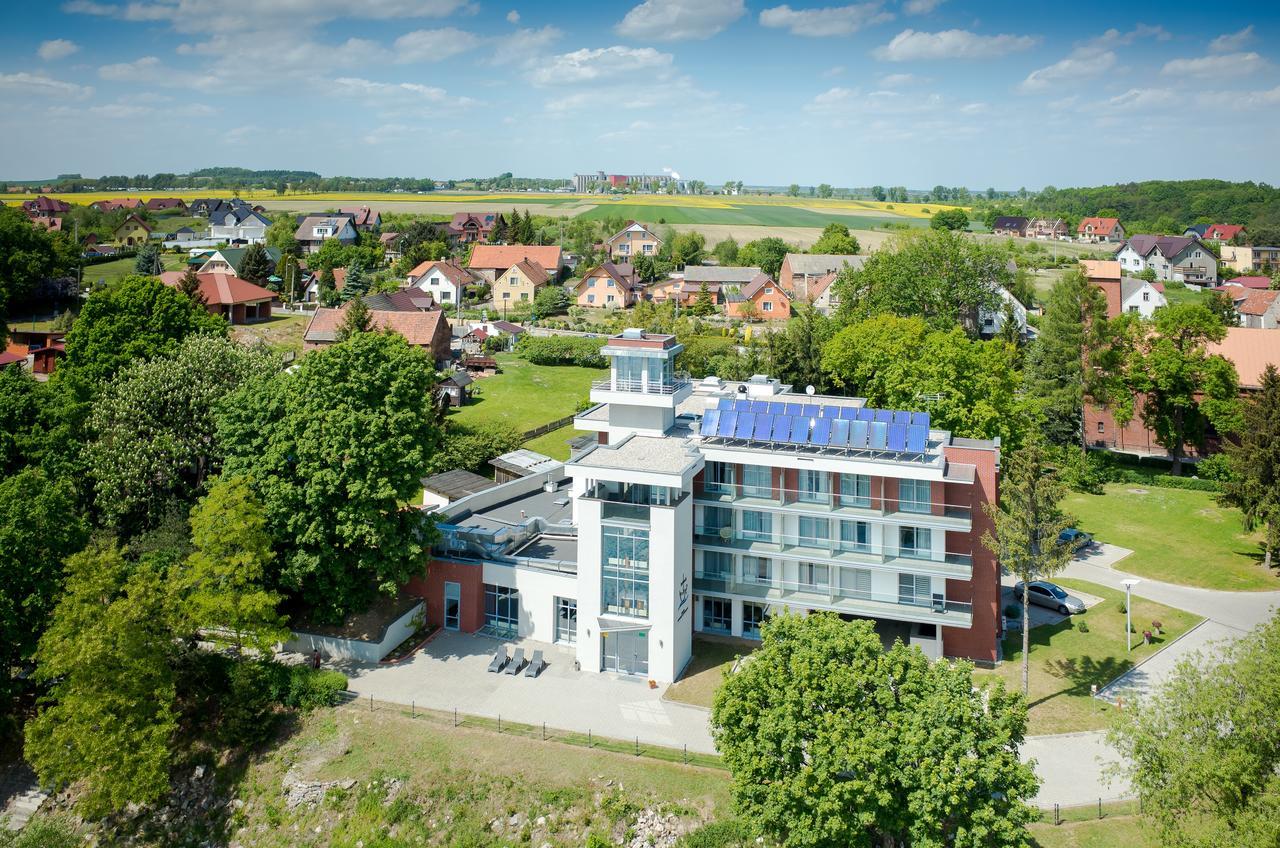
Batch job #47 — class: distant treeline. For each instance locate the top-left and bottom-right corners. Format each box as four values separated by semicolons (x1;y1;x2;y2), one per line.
975;179;1280;243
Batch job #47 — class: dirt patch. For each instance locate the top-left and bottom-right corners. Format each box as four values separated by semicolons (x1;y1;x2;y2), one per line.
1127;488;1149;495
293;591;421;641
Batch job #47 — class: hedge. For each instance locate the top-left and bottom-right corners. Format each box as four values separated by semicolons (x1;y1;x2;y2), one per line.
516;334;607;368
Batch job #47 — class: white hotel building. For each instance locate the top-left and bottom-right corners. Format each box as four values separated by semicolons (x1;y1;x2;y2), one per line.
412;331;1003;683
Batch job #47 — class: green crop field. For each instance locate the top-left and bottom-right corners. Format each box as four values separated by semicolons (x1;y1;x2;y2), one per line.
575;202;922;229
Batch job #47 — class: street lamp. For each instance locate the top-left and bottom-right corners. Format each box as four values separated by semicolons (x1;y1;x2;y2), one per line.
1121;578;1140;652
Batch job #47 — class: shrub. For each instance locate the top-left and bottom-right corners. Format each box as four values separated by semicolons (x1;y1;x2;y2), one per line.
1075;619;1089;633
427;422;523;475
223;659;288;745
516;334;606;368
1194;453;1235;483
678;819;756;848
285;666;348;711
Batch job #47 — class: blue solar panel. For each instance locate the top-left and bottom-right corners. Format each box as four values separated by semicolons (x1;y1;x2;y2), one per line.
839;407;859;420
751;400;769;414
888;423;907;452
912;411;931;429
820;405;839;417
802;404;820;418
831;418;850;447
735;412;755;439
789;416;809;443
718;411;738;438
754;414;774;440
702;409;719;435
767;401;785;415
717;397;733;410
851;420;869;447
772;415;791;442
733;399;752;412
875;409;893;424
811;417;832;446
893;411;912;426
856;408;875;422
870;421;888;449
906;424;927;452
785;403;803;416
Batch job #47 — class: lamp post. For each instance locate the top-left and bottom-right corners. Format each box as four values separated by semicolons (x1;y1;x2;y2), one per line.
1122;578;1140;652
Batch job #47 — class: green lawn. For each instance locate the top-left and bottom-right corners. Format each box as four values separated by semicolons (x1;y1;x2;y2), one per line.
230;314;309;358
1030;816;1154;848
522;422;579;460
1064;484;1278;590
575;202;923;230
83;253;187;287
450;353;603;435
1161;283;1209;306
973;579;1201;734
665;637;754;708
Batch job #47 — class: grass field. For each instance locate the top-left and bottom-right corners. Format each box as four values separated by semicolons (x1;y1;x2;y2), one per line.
665;638;749;709
1064;484;1277;590
229;314;309;357
449;353;603;435
1031;816;1154;848
522;422;579;460
972;579;1201;735
83;253;187;286
575;201;921;229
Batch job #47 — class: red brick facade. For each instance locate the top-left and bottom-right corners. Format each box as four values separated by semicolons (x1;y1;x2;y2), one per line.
940;445;1001;662
405;559;485;633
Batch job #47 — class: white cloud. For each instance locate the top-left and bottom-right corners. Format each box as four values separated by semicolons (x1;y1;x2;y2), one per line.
759;3;893;37
805;85;943;115
392;28;481;62
489;26;563;65
1198;84;1280;108
903;0;943;14
1092;23;1169;47
1020;46;1116;92
530;45;672;86
98;55;163;81
877;72;921;86
331;76;473;107
38;39;79;60
874;28;1036;60
63;0;478;34
1162;51;1267;79
615;0;745;41
0;71;93;98
506;9;519;23
1100;87;1175;111
1209;25;1253;54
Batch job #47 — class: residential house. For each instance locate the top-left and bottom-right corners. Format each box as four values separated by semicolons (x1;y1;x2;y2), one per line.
1077;217;1124;243
1027;218;1069;239
339;206;381;231
22;196;69;218
1226;287;1280;329
778;254;865;302
188;198;221;217
294;215;359;255
406;331;1004;681
605;222;661;261
407;259;480;308
493;260;551;307
1081;259;1167;318
90;198;143;212
1114;235;1217;284
1184;224;1209;239
992;216;1029;237
145;197;187;212
808;271;841;314
574;262;639;308
198;246;283;277
380;232;401;262
171;226;197;242
446;212;504;243
726;274;790;320
158;271;275;324
1220;244;1280;273
978;287;1029;338
1204;223;1245;242
114;214;152;246
1220;275;1272;289
461;327;488;355
209;206;270;244
4;327;67;375
467;244;562;282
303;301;451;364
30;217;63;233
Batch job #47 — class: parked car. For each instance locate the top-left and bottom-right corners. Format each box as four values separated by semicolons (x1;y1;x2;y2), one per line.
1058;528;1093;552
1013;580;1086;616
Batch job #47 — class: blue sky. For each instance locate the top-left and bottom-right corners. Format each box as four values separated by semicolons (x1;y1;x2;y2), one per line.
1;0;1277;187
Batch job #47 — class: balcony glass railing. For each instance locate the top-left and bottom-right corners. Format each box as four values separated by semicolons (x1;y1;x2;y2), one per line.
735;572;972;616
694;487;972;521
692;527;973;569
591;374;691;395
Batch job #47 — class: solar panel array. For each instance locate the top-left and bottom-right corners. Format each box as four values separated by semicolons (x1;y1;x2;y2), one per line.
701;398;931;455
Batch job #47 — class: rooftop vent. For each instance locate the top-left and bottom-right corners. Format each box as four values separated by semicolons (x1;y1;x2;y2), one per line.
622;327;644;339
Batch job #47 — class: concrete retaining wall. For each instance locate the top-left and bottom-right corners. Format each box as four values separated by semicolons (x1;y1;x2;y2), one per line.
283;600;424;663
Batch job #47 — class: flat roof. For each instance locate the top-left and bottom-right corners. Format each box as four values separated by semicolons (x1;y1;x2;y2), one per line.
456;481;574;532
490;449;559;477
513;534;578;563
421;469;497;501
572;434;699;474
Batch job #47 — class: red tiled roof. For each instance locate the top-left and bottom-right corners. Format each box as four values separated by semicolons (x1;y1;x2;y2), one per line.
0;351;25;367
468;244;562;272
1207;327;1280;389
808;270;839;300
408;259;474;286
304;303;449;348
1226;276;1272;289
1078;217;1120;235
339;206;379;227
1238;289;1279;317
159;271;275;305
1205;224;1245;241
513;259;550;285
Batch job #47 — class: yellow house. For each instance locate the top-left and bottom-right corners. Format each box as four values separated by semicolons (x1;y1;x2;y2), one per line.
494;259;550;306
114;214;153;247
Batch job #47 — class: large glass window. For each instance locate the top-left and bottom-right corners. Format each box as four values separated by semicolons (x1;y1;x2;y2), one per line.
743;556;773;585
602;526;650;618
555;597;577;645
741;465;772;499
615;355;644;390
699;550;733;580
798;562;830;590
842;567;872;599
899;526;932;560
701;505;733;536
702;597;731;633
483;584;519;638
798;516;830;548
840;474;871;508
741;510;773;541
898;573;932;606
705;461;735;495
838;520;870;553
899;479;932;514
743;603;767;639
645;356;672;389
798;469;829;504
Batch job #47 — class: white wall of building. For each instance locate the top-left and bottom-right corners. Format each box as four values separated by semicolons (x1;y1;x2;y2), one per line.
481;562;575;640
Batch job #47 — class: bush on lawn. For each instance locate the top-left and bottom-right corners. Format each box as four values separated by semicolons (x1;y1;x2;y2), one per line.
678;819;757;848
517;335;606;368
285;666;348;711
426;422;523;475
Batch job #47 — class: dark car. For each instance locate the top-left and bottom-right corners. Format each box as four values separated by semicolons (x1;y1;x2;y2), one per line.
1058;528;1093;552
1013;580;1086;615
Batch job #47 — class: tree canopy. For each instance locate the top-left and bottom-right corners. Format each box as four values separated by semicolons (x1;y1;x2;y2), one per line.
0;205;78;343
737;237;791;278
1219;364;1280;569
712;612;1039;848
810;222;860;255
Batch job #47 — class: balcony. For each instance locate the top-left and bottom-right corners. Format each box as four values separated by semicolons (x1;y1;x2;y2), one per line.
591;375;691;395
692;527;973;578
694;486;972;528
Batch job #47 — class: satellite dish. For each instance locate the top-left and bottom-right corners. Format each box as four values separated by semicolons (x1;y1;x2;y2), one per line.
805;385;815;396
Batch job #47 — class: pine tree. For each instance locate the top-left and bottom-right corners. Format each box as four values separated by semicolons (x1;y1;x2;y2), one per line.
490;213;508;243
134;244;163;276
237;242;274;283
336;297;373;341
177;264;205;305
340;261;369;302
1220;365;1280;570
692;282;715;316
319;267;338;307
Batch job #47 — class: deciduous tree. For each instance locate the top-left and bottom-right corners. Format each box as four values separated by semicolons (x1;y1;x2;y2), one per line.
711;237;739;265
810;222;860;255
930;208;970;231
1219;364;1280;569
712;612;1039;848
737;237;791;278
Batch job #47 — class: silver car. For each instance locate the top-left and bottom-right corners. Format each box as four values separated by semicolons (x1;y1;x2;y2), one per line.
1013;580;1086;615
